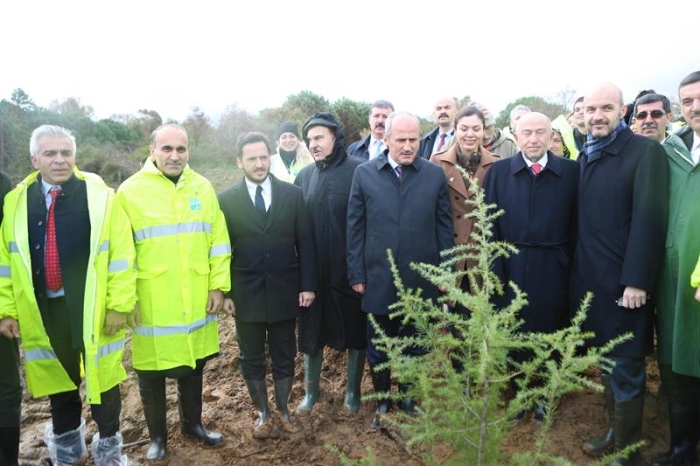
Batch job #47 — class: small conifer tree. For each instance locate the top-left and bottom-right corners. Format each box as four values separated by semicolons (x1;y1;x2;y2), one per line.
365;175;630;465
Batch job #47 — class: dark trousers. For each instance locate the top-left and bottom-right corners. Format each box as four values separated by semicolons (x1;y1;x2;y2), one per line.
135;359;206;388
236;318;296;380
366;313;425;369
0;336;21;429
49;385;121;437
604;356;646;401
44;298;121;436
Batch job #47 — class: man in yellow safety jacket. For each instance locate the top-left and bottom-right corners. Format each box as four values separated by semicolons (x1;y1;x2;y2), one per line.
116;123;231;462
0;124;137;466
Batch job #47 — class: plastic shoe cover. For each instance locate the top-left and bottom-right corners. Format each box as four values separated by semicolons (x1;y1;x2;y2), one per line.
44;418;87;466
91;432;130;466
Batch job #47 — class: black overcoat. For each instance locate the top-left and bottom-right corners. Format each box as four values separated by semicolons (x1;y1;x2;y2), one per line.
294;149;366;353
483;152;579;333
570;127;668;357
346;154;455;315
218;175;317;323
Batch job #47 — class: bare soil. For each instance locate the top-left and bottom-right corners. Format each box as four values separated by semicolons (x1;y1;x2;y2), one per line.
16;315;671;465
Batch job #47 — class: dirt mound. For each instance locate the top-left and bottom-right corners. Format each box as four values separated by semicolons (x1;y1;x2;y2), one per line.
16;316;670;465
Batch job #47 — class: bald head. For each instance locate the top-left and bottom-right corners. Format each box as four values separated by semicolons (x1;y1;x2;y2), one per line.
514;112;553;162
583;82;627;139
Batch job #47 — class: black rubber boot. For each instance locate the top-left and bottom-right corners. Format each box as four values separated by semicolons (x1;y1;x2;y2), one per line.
176;375;223;446
583;374;615;457
138;378;168;462
296;353;323;413
370;368;392;431
274;377;295;432
651;396;699;466
612;396;645;466
244;379;272;439
345;349;365;414
398;383;420;417
0;425;20;466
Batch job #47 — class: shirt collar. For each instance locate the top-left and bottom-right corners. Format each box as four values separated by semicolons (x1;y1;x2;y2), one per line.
521;152;548;169
692;131;700;151
41;179;61;197
244;175;272;193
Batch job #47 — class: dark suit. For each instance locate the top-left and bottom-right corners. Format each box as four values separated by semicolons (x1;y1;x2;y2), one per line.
347;154;454;366
483;152;579;335
218;175;317;379
347;135;371;160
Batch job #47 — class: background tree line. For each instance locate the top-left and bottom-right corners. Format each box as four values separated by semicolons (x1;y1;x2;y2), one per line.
0;88;576;188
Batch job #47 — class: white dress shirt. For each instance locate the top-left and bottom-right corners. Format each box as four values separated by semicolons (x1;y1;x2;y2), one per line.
245;176;272;212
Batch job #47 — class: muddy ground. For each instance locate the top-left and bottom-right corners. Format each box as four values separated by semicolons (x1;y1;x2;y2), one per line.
16;316;671;465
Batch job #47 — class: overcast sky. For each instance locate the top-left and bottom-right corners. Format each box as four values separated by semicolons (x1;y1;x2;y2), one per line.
2;1;698;124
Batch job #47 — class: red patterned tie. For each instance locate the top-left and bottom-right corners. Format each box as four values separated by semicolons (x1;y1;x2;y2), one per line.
45;187;63;292
531;163;542;177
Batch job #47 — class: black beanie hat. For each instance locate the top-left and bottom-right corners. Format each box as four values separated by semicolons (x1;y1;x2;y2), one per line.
277;121;300;140
302;112;340;138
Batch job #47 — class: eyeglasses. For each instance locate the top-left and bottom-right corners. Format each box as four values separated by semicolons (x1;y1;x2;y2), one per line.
635;110;665;120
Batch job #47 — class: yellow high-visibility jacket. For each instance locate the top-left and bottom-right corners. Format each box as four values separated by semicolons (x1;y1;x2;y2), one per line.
116;159;231;371
0;169;136;404
692;254;700;289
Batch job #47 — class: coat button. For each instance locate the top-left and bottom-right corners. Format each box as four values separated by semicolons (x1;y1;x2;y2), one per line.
35;244;41;249
38;220;43;226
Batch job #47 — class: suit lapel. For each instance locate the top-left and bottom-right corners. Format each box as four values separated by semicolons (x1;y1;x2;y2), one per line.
266;176;288;228
233;179;266;230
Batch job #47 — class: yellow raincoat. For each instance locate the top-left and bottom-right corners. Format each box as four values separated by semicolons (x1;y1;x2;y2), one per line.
0;169;136;404
116;159;230;371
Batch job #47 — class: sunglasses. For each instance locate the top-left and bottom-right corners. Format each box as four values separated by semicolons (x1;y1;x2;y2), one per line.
635;110;665;120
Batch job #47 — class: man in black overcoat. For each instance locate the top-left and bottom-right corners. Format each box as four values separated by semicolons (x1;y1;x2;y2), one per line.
219;132;317;438
483;112;579;421
294;113;367;414
346;111;454;429
570;82;668;463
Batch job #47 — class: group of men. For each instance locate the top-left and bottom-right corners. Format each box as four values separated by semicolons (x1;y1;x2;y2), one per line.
0;69;699;466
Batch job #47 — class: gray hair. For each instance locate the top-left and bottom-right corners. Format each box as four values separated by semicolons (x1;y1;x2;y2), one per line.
369;100;395;115
384;111;420;137
30;125;76;157
509;104;532;120
150;123;189;147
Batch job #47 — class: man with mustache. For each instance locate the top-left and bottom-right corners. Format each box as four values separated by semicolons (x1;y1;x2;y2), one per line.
632;93;673;143
418;97;457;159
653;71;700;466
116;123;231;462
571;83;668;464
347;111;454;429
348;100;394;160
294;113;367;415
0;125;137;465
218;132;316;438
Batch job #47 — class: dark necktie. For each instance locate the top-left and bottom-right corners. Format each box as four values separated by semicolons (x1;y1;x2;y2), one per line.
436;133;447;152
531;163;542;177
255;185;266;215
395;165;403;181
45;187;63;292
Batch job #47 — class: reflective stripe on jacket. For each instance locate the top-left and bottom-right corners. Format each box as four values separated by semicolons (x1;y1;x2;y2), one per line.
0;169;136;403
116;158;230;371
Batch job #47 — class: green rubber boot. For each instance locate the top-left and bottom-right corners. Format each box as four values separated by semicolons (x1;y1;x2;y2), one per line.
295;352;323;413
344;349;366;414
